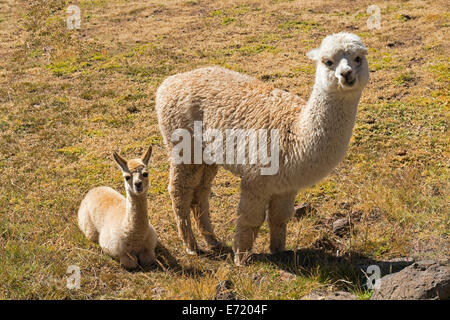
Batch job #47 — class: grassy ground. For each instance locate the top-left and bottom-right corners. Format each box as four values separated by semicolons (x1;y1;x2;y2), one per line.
0;0;448;299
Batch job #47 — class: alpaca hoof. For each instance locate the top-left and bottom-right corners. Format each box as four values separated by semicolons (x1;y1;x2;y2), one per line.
234;251;252;266
234;255;246;267
185;247;197;255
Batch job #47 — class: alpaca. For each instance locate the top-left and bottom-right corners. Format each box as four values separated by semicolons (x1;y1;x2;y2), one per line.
155;32;369;265
77;146;157;269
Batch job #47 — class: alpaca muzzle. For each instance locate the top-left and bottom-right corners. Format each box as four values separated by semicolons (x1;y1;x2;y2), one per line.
134;181;143;193
337;70;356;87
336;59;356;87
344;74;356;86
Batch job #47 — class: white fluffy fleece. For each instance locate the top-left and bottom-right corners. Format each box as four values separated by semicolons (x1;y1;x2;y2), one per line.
155;32;369;264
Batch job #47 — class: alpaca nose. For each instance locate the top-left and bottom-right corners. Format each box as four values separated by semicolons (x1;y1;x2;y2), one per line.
340;69;355;85
134;181;142;189
341;70;352;79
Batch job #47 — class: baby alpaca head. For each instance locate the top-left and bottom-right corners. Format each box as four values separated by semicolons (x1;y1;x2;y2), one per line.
113;146;152;196
307;32;369;93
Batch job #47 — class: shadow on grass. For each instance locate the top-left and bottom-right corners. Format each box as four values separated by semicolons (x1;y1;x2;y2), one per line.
137;241;213;277
196;243;235;261
140;241;413;289
251;249;414;290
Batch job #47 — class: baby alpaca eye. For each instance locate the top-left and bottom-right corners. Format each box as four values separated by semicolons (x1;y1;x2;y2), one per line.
355;56;361;63
325;60;333;67
142;172;148;178
125;175;131;181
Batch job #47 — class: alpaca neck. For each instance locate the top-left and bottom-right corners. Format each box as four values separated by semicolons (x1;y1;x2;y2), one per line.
289;83;362;183
124;191;149;232
301;83;361;130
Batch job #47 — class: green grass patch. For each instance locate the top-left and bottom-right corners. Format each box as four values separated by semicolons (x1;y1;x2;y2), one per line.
57;146;86;157
278;20;321;32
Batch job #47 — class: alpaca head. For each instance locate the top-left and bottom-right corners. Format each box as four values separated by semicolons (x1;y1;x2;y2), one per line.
113;146;152;196
307;32;369;93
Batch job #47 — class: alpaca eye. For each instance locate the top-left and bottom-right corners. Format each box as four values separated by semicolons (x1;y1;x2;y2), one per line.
355;56;361;63
125;176;131;181
325;60;333;67
143;172;148;178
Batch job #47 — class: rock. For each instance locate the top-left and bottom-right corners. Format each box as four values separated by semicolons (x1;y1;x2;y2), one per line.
386;41;404;48
126;106;139;113
312;237;337;252
332;217;351;236
400;13;412;20
278;270;296;282
215;280;237;300
302;289;357;300
371;260;450;300
293;203;315;218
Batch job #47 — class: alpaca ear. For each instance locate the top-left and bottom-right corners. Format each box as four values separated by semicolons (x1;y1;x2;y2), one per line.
141;145;152;166
307;48;320;62
113;151;128;172
361;46;368;56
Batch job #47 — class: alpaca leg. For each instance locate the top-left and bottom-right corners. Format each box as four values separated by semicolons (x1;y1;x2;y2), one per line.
191;165;221;249
78;210;99;242
119;253;138;270
233;188;268;265
268;192;296;254
169;163;203;255
139;232;157;267
84;225;99;242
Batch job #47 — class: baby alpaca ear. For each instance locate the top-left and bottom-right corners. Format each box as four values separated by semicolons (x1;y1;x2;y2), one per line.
113;151;128;172
141;145;152;166
307;48;320;62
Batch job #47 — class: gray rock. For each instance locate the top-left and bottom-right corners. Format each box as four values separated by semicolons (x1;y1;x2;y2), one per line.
278;270;296;281
371;260;450;300
302;289;357;300
332;217;351;236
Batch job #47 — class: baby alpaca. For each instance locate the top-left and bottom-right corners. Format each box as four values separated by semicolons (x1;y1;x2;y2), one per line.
78;146;157;269
156;32;369;265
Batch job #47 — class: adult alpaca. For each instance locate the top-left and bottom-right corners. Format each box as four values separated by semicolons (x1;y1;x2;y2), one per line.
156;32;369;265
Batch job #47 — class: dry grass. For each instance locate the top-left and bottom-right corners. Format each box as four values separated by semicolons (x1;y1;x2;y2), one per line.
0;0;448;299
